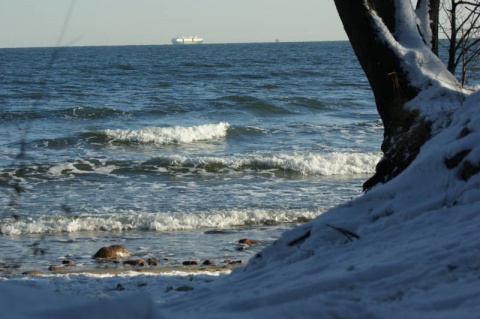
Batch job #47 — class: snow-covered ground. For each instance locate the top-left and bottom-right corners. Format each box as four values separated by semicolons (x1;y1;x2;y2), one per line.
0;270;230;318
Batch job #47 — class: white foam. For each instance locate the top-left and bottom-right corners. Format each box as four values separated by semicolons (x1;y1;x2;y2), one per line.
101;122;230;145
159;152;380;176
253;152;380;175
0;208;321;235
31;151;378;178
46;160;118;176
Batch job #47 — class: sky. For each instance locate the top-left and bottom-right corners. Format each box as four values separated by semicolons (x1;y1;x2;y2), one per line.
0;0;347;48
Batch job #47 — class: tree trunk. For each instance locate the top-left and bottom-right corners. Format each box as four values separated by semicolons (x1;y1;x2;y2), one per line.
416;0;440;55
428;0;440;55
447;0;458;73
333;0;459;190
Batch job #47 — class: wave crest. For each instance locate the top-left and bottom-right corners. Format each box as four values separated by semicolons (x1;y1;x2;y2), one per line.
144;152;380;176
0;209;319;235
100;122;230;145
1;152;380;179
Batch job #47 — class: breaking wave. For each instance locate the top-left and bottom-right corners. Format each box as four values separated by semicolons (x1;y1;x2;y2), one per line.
0;208;320;235
1;152;380;179
142;152;380;176
99;122;230;145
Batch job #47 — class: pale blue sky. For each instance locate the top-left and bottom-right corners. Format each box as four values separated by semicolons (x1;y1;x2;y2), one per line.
0;0;346;48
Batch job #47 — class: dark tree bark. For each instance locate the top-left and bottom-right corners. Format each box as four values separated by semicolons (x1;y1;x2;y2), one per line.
333;0;459;191
428;0;440;55
447;0;460;73
429;0;440;55
416;0;440;55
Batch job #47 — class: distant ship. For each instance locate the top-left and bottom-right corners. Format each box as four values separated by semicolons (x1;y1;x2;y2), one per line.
171;36;204;45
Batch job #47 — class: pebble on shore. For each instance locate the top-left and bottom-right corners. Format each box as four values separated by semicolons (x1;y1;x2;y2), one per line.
93;245;131;259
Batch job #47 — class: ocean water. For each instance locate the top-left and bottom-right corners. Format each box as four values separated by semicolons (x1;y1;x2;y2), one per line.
0;42;382;270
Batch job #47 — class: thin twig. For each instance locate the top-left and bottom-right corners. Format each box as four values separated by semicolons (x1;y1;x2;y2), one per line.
326;224;360;242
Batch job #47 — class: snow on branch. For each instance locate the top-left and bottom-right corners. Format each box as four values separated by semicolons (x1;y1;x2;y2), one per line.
367;0;462;125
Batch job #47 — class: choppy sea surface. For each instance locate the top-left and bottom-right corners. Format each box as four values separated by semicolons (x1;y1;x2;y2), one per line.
0;41;381;270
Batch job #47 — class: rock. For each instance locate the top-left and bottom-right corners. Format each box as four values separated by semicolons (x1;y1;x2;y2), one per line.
182;260;199;266
204;230;230;234
5;264;21;269
123;259;148;267
147;258;159;266
93;245;130;259
223;259;243;265
22;270;45;276
176;285;194;291
202;260;215;266
62;260;75;266
48;266;66;271
238;238;260;245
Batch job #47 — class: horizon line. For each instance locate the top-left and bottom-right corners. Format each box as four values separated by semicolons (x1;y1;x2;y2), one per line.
0;39;349;50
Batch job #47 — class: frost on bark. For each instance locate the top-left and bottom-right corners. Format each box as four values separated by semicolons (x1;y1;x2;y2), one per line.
333;0;461;190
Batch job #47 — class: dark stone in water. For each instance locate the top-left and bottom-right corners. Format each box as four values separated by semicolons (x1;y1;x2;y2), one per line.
147;258;159;266
93;245;131;259
22;270;45;276
238;238;260;245
62;260;75;266
48;266;66;271
182;260;199;266
204;229;232;235
202;260;215;266
263;219;279;226
123;259;148;267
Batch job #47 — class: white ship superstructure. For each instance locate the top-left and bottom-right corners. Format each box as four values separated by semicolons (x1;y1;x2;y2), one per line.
171;36;204;45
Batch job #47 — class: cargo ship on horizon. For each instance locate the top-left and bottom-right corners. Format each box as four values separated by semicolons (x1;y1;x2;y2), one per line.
171;36;204;45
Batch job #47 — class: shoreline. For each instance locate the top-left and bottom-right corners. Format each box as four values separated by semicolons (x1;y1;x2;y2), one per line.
7;264;238;277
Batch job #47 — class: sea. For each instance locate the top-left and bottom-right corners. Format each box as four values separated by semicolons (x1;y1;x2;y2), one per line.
0;41;382;271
